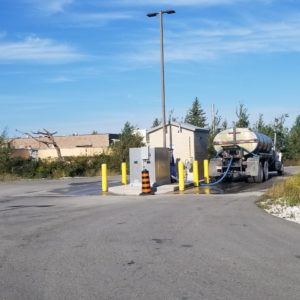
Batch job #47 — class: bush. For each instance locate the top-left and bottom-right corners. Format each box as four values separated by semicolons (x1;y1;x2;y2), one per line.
0;154;118;179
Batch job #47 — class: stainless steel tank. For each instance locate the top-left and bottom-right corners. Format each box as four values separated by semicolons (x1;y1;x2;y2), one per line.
213;128;273;154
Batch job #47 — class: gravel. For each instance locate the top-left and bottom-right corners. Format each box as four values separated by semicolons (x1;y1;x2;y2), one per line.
265;202;300;224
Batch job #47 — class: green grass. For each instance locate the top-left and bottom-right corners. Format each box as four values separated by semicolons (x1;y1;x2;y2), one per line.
258;173;300;207
0;173;20;181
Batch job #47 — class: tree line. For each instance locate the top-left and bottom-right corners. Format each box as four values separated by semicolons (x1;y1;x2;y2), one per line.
152;97;300;161
0;99;299;179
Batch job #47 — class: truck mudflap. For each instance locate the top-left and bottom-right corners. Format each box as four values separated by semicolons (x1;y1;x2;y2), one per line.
245;157;260;177
209;158;223;177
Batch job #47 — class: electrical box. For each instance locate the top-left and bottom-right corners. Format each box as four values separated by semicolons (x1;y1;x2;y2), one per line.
129;147;171;187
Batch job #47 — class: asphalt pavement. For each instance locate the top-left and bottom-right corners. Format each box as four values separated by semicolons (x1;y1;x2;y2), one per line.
0;168;299;300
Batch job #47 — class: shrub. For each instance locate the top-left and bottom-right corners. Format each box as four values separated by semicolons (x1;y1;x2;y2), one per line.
0;154;117;179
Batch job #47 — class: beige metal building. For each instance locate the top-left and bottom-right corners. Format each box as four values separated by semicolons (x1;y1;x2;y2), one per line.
147;122;209;178
11;133;119;160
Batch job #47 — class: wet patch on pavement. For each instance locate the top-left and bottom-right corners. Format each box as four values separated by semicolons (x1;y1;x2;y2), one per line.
51;180;120;196
0;204;55;212
181;244;193;248
174;173;284;195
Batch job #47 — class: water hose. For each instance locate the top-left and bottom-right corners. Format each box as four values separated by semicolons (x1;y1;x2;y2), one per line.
200;157;234;187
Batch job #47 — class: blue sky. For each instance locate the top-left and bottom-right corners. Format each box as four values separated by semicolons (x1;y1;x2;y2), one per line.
1;0;300;136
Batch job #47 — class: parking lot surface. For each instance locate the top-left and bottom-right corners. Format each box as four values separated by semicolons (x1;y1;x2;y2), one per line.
0;168;299;300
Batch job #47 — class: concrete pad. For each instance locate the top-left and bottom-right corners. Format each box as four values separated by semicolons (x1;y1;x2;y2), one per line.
109;182;194;196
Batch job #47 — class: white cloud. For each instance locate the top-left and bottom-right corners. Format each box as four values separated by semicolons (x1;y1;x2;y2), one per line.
128;16;300;64
69;11;134;23
29;0;74;14
119;0;236;6
116;0;269;7
47;75;74;83
0;36;85;63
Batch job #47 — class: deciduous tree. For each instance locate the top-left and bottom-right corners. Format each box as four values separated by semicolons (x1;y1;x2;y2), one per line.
17;129;63;160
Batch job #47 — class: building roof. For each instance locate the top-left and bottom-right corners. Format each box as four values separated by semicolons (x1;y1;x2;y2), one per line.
147;122;209;134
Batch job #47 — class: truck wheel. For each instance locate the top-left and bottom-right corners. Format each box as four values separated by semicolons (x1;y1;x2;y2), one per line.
263;161;269;181
246;176;254;183
254;162;263;183
278;166;284;176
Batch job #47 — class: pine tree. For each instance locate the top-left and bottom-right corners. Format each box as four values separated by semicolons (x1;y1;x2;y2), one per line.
208;110;223;158
235;103;250;128
0;128;12;174
253;114;274;137
110;122;145;166
221;120;228;130
287;115;300;160
273;114;289;153
253;113;289;155
152;118;161;128
184;97;207;128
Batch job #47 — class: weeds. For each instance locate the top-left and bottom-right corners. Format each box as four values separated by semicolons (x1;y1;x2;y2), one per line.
259;173;300;207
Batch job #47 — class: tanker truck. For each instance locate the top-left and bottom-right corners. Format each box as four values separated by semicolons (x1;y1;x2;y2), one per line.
209;127;284;183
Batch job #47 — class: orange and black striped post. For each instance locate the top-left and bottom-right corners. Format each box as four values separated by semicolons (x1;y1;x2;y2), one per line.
141;169;152;195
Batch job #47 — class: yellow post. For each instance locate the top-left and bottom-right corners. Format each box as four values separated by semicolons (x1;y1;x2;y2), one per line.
193;160;199;187
178;161;185;192
101;163;108;192
204;159;210;184
121;162;127;185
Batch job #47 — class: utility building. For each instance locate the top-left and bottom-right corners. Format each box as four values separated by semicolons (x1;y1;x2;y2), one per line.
147;122;209;179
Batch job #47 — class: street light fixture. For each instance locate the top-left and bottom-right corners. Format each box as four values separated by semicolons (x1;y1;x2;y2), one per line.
147;9;176;148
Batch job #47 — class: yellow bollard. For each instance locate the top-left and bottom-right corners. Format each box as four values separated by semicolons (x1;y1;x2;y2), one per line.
204;159;210;184
178;161;185;192
101;163;108;192
121;162;127;185
193;160;199;187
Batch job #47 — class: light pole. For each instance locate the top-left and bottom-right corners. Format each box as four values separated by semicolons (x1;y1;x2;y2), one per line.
147;10;175;148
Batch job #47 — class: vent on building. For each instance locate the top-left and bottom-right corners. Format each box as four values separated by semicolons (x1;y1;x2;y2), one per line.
76;144;93;148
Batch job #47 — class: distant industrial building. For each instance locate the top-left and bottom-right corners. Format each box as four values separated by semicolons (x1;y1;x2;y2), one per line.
11;133;119;160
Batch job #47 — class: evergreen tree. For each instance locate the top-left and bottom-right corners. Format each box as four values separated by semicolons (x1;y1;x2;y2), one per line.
168;109;178;123
253;114;274;137
235;103;250;128
110;122;145;167
287;115;300;160
184;97;207;127
211;109;222;134
152;118;161;128
253;114;265;132
208;110;222;159
273;114;289;153
0;128;12;174
221;120;228;130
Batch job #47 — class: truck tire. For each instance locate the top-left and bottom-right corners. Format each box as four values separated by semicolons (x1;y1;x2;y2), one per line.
263;161;269;181
246;176;254;183
278;167;284;176
254;162;264;183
